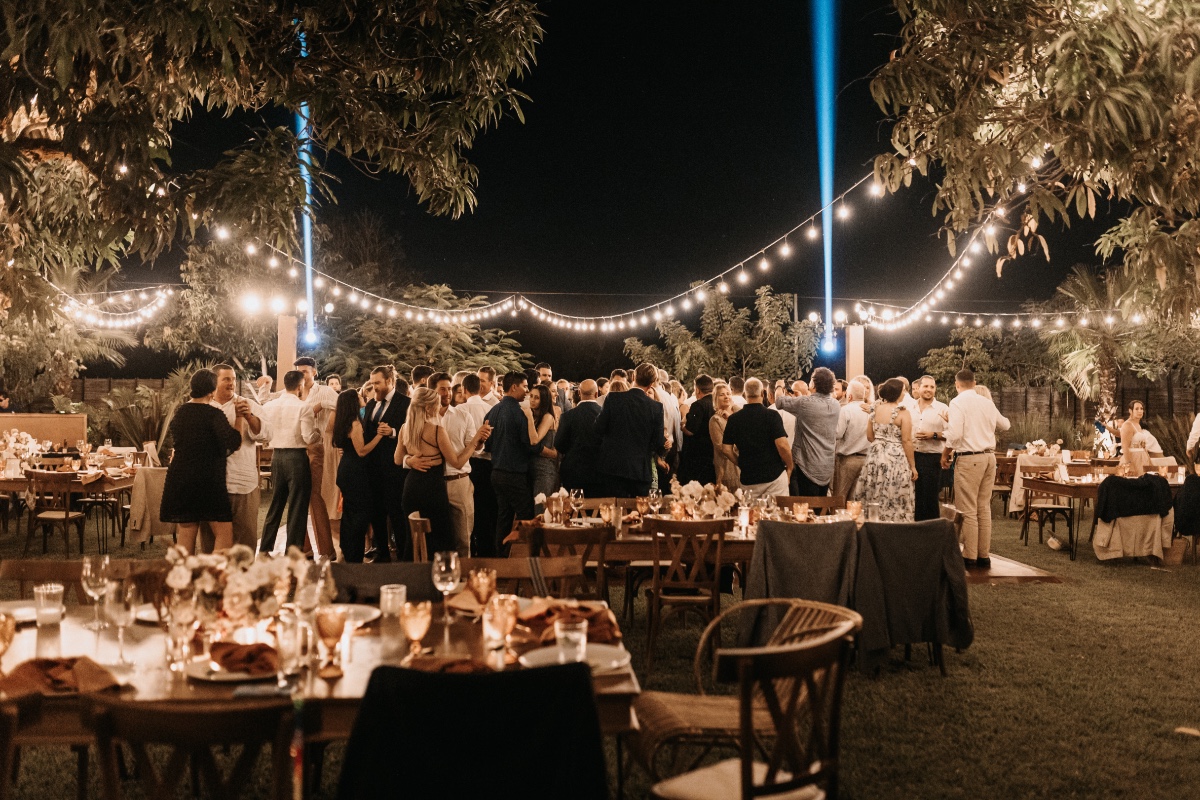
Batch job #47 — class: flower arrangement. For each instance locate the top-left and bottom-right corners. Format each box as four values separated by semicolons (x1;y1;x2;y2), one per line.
1024;439;1062;458
164;544;312;628
535;487;569;523
669;476;738;519
1;430;41;461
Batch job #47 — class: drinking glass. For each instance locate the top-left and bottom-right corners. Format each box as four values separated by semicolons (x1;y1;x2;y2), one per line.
81;555;110;631
467;568;497;608
569;489;585;519
647;489;663;516
104;580;138;667
431;551;460;624
636;496;649;516
379;584;407;616
598;504;614;525
400;601;433;663
274;609;301;687
122;453;134;470
75;440;85;454
103;439;113;450
42;440;53;454
0;613;14;674
314;606;347;668
33;583;64;627
554;618;588;663
482;594;520;654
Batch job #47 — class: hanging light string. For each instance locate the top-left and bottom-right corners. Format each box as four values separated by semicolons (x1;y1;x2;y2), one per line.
852;302;1144;331
37;272;178;330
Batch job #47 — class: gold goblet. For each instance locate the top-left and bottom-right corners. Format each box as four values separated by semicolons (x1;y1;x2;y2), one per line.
635;497;649;516
314;606;347;669
467;568;497;607
484;594;521;662
399;601;433;664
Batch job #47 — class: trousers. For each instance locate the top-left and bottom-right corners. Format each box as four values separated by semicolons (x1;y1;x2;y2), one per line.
260;449;311;554
954;453;996;559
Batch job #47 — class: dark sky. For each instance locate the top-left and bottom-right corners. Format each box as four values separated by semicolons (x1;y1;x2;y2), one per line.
109;0;1112;381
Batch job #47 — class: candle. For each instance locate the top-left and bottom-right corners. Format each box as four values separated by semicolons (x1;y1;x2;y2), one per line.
737;506;750;535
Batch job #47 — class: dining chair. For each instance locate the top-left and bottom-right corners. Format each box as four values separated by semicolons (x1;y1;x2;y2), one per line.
23;470;87;556
0;559;88;604
459;555;584;598
329;562;439;604
632;598;861;784
992;457;1018;509
939;502;964;540
521;522;614;601
337;663;606;800
644;517;733;677
647;605;860;800
1018;467;1072;545
0;701;18;800
83;697;294;800
773;495;846;515
407;512;430;563
2;693;91;800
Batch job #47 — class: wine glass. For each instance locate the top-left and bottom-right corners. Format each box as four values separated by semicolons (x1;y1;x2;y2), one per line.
0;613;14;674
569;489;585;520
467;568;497;608
314;606;347;668
75;439;85;454
648;488;663;516
636;496;649;516
399;601;433;664
104;580;138;668
122;452;134;470
598;504;613;525
81;555;110;631
431;551;460;624
42;440;53;454
484;594;520;659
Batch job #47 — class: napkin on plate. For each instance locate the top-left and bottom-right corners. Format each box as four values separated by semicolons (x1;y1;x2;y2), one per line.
446;591;484;615
209;642;279;676
407;655;493;674
519;599;623;646
0;657;120;698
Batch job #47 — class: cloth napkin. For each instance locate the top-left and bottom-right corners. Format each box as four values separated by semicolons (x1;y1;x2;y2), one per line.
0;657;120;698
447;591;484;615
407;655;493;674
519;599;623;646
209;642;279;676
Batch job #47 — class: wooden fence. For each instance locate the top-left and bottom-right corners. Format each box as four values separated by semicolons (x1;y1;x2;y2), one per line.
995;374;1200;428
67;378;167;404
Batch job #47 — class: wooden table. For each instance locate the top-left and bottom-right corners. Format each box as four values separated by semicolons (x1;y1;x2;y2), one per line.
0;473;134;550
1021;475;1183;561
0;605;641;742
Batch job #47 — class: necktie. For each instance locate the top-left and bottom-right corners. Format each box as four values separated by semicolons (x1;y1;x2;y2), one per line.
372;400;386;424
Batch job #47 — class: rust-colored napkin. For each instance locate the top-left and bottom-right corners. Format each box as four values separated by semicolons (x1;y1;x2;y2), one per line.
447;591;483;615
0;657;120;698
208;642;279;676
519;599;623;646
407;656;493;674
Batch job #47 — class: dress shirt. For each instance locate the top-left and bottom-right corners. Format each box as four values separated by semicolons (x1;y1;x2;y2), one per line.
655;386;682;451
771;404;796;448
443;406;479;476
912;399;950;455
835;402;870;457
304;383;339;431
776;393;841;485
261;393;320;450
460;395;493;460
211;395;270;494
1187;414;1200;454
730;395;746;410
484;396;543;472
945;388;1010;453
369;388;399;437
900;394;919;416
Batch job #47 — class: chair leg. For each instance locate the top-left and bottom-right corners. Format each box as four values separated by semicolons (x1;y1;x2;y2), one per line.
644;596;660;678
72;745;88;800
1019;509;1030;545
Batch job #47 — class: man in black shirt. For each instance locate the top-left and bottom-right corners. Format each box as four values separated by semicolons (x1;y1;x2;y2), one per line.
722;378;792;497
677;374;716;485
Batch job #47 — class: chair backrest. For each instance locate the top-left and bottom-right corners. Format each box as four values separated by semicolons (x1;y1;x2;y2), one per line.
578;497;616;518
645;517;731;598
993;457;1017;486
714;608;860;800
774;495;846;514
1065;463;1094;478
1151;456;1178;467
23;470;75;513
329;562;439;603
337;663;606;800
459;556;584;598
939;503;964;538
522;524;613;600
1020;469;1066;506
0;559;87;604
142;442;161;467
83;697;293;800
407;512;430;563
107;559;172;614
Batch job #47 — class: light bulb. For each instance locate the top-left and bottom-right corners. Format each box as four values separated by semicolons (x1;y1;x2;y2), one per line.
216;227;230;240
681;298;692;310
780;241;792;257
737;271;748;284
314;277;325;288
1017;183;1027;193
970;241;982;254
268;257;279;268
718;282;729;294
695;289;707;302
961;257;971;267
956;317;965;326
1030;156;1042;169
759;255;769;271
941;316;949;324
836;205;850;220
287;267;298;279
1055;318;1065;327
869;183;883;197
833;310;846;323
807;227;819;240
268;296;285;314
807;312;819;323
324;302;334;313
245;244;257;255
985;225;996;235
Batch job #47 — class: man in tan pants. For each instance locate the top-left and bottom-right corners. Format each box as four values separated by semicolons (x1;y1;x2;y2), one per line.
432;372;479;556
294;357;339;558
942;369;1010;569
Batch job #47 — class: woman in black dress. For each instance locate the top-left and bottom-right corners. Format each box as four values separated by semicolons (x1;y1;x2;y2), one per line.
160;369;245;553
395;388;491;555
332;389;386;563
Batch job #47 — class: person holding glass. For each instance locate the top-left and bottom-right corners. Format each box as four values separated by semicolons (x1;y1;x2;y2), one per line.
331;389;386;563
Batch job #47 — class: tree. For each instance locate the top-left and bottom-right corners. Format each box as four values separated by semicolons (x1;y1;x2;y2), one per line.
623;286;820;386
0;311;131;411
0;0;543;320
919;326;1008;400
872;0;1200;308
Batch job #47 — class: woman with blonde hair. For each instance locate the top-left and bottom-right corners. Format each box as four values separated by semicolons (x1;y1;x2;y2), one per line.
709;382;741;490
395;388;491;554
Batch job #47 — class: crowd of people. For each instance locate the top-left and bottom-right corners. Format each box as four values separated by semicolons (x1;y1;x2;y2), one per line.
161;357;1011;570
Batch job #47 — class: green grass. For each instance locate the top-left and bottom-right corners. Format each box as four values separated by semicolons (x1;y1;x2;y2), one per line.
5;504;1200;798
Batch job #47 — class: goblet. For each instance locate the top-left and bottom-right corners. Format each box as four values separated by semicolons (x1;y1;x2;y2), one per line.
635;496;649;516
314;606;348;668
598;504;614;525
104;580;138;667
467;568;497;608
647;489;663;516
399;601;433;664
81;555;110;631
484;594;520;659
569;489;584;519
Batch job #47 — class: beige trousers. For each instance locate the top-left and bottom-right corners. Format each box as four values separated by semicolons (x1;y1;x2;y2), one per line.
953;453;996;559
832;453;867;500
446;476;474;557
307;445;334;556
199;490;259;553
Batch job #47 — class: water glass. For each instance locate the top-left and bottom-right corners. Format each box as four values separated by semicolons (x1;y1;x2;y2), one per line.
865;502;883;522
431;551;460;624
569;489;585;519
81;555;110;631
33;583;64;627
274;610;301;685
554;618;588;663
647;489;663;516
379;584;407;616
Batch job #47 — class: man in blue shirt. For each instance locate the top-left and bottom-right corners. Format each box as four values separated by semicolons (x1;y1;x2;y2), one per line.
484;372;544;554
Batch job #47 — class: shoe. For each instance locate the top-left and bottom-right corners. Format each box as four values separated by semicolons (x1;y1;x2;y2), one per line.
975;557;992;569
963;558;978;569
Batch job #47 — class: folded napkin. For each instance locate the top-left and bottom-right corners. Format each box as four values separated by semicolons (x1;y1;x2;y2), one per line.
407;655;493;674
446;591;483;615
0;657;120;698
79;471;103;485
55;464;73;473
519;599;623;646
209;642;279;676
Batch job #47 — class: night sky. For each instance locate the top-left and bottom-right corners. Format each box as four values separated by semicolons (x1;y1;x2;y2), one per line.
109;0;1117;381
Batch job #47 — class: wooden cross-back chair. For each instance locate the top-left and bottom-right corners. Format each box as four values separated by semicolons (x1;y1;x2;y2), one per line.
522;523;614;602
992;457;1018;509
1018;467;1073;546
773;495;846;515
0;559;88;604
648;603;861;800
460;556;585;599
23;470;88;557
407;512;431;564
643;517;733;676
84;698;293;800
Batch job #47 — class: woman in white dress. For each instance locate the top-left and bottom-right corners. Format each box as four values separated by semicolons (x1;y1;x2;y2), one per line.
852;379;917;522
1119;400;1163;461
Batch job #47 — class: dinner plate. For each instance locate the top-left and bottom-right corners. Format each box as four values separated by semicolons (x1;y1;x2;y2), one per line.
184;660;276;683
0;602;37;625
518;643;632;674
329;603;381;627
134;604;162;624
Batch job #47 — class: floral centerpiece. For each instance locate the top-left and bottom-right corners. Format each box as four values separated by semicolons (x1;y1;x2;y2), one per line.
534;487;569;523
164;544;311;632
668;476;738;519
1024;439;1062;458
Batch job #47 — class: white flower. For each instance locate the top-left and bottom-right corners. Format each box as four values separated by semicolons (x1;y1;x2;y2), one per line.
196;571;217;594
165;565;192;591
223;590;252;620
226;544;255;568
184;556;199;570
534;492;547;505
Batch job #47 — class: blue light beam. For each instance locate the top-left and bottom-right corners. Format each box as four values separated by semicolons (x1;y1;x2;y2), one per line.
811;0;839;351
296;31;317;346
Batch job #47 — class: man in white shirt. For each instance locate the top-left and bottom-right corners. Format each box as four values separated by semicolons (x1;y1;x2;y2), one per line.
205;365;270;551
833;380;871;500
654;368;681;482
941;369;1011;568
259;371;321;554
729;376;747;410
433;371;479;557
897;376;919;416
294;357;339;559
460;374;498;556
912;375;950;521
476;366;501;407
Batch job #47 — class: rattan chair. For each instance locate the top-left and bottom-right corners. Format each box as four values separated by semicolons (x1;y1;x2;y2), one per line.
773;495;846;515
632;598;861;783
83;697;294;800
407;512;430;563
23;470;87;556
522;522;614;601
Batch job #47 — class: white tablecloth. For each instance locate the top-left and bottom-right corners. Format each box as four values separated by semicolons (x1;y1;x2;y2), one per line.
1007;454;1068;514
127;467;175;545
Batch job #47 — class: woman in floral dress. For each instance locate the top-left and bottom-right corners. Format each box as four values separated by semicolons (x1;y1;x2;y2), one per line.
852;378;916;522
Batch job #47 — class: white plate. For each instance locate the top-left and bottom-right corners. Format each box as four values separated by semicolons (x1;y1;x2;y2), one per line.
134;604;161;624
518;643;632;674
184;660;275;683
329;603;381;627
0;602;37;625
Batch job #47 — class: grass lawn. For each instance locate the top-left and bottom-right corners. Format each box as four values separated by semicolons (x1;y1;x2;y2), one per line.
3;503;1200;798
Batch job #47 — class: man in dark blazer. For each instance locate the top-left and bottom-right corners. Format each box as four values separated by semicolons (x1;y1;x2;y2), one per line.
556;379;605;497
362;365;414;561
676;373;717;485
594;363;666;498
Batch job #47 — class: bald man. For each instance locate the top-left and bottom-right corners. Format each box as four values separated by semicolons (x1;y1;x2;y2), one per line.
556;379;605;497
